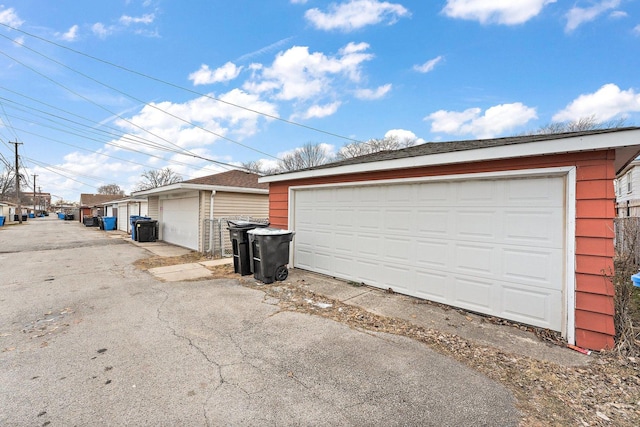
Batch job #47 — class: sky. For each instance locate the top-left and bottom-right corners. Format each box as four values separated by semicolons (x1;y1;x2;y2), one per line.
0;0;639;203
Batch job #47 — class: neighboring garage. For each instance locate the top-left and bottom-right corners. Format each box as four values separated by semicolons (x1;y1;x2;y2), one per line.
133;170;269;253
262;128;640;351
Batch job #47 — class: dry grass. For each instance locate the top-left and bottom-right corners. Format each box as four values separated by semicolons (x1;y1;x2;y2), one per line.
133;252;210;270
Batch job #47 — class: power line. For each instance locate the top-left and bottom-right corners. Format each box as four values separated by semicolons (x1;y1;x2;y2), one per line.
0;22;364;145
0;33;280;160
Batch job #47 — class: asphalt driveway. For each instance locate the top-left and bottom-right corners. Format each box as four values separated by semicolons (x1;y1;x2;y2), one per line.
0;217;519;426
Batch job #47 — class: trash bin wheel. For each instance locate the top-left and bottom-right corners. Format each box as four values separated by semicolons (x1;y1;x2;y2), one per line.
275;265;288;281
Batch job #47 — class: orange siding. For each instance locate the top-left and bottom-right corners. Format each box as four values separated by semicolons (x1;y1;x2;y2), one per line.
268;150;617;350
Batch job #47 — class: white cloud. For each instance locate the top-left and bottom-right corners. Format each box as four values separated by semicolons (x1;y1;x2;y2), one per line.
442;0;556;25
290;0;308;4
609;10;627;19
58;25;79;42
120;13;155;25
565;0;621;32
91;22;111;38
296;102;342;119
413;56;443;73
0;6;23;27
305;0;410;32
355;84;391;100
552;84;640;122
189;62;243;86
384;129;426;144
244;43;374;102
114;88;279;154
426;103;538;138
633;24;640;35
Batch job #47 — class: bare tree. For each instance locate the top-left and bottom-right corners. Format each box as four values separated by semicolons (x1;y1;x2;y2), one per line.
98;183;125;196
278;143;333;172
239;160;279;176
336;135;418;161
136;167;183;191
526;115;628;135
0;166;15;200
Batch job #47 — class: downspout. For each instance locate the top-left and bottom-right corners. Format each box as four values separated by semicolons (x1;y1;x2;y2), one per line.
209;191;216;256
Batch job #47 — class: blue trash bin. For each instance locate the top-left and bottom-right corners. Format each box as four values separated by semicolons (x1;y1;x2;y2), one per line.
0;216;5;226
103;217;117;231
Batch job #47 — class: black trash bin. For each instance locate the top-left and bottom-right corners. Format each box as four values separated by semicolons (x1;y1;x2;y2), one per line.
130;216;151;240
135;219;158;242
227;220;269;276
247;228;295;284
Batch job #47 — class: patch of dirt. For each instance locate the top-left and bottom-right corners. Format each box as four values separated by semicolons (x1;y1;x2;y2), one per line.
133;252;210;270
244;279;640;427
203;263;237;279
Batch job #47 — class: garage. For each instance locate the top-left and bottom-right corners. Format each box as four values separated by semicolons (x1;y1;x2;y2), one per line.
262;128;640;350
292;173;567;331
161;195;199;250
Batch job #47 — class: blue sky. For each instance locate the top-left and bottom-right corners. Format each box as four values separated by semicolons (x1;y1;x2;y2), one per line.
0;0;639;202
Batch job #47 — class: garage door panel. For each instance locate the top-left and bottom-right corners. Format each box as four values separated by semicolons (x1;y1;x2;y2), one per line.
416;209;450;235
504;209;564;247
384;209;413;233
416;181;452;203
354;234;381;257
457;180;496;205
501;247;563;289
293;175;566;331
455;210;497;241
381;263;413;294
416;240;451;269
502;286;561;329
354;259;382;286
383;236;413;262
453;277;494;311
415;270;449;301
506;178;565;206
455;244;495;276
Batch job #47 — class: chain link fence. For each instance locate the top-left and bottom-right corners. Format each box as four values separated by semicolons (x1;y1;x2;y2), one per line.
203;216;269;258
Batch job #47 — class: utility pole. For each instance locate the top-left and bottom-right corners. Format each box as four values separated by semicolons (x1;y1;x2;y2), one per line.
11;141;23;224
32;174;38;215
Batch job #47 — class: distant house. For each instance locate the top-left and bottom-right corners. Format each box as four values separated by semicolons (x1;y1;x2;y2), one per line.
0;201;18;223
79;194;124;223
615;158;640;217
261;127;640;351
132;170;268;254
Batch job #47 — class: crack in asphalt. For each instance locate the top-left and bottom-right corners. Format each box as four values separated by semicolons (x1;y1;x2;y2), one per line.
152;284;220;427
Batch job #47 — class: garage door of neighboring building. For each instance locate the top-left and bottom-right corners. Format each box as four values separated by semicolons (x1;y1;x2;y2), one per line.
161;196;199;250
293;174;566;331
118;205;128;233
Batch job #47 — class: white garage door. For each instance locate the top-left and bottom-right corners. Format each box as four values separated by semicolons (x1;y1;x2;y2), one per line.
161;196;199;250
118;205;128;233
293;175;566;331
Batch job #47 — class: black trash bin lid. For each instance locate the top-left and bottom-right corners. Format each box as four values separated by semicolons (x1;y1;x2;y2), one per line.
227;220;269;229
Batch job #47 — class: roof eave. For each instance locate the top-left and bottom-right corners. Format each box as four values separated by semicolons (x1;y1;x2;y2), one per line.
260;129;640;183
132;183;268;197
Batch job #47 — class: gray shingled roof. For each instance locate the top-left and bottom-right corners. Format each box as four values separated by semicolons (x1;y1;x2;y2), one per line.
182;170;268;190
269;127;640;176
